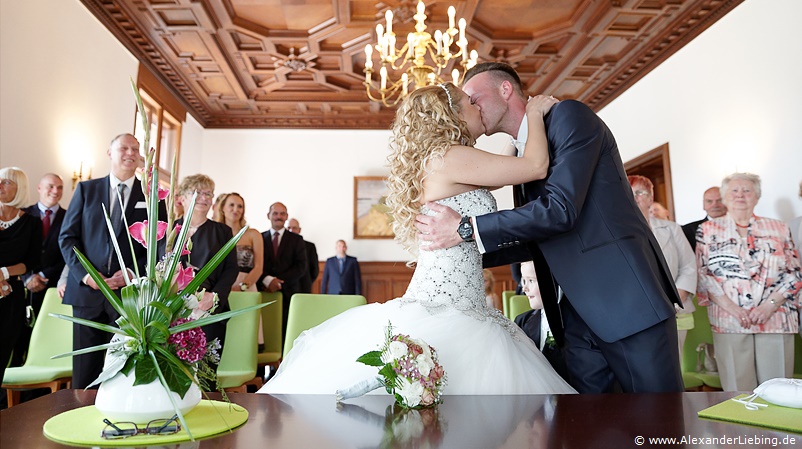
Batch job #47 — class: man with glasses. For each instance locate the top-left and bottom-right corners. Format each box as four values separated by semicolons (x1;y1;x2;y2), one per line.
59;133;167;388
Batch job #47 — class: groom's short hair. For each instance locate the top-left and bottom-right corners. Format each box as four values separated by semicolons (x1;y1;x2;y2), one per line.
463;62;524;97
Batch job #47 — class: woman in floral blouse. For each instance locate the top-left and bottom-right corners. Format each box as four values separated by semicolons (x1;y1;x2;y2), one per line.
696;172;802;391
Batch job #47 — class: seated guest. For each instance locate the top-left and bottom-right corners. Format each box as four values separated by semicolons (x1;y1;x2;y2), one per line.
514;261;569;383
629;175;697;355
483;268;499;309
321;240;361;295
696;173;801;391
176;175;238;373
682;186;727;252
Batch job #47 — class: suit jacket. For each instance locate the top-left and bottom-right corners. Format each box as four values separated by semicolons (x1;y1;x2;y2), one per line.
514;309;569;382
23;204;66;289
681;217;707;252
298;239;319;293
478;100;680;345
59;176;166;307
321;255;361;295
259;229;308;300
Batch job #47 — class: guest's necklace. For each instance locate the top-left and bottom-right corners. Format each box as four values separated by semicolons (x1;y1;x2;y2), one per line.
735;222;749;228
0;208;20;230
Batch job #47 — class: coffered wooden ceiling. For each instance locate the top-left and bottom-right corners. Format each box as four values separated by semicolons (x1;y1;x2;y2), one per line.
80;0;743;129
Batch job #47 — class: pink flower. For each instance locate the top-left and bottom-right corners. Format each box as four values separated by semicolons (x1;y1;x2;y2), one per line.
174;264;195;290
172;224;191;256
128;220;169;248
168;318;207;364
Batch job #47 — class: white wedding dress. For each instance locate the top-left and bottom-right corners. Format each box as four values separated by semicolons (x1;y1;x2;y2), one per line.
258;189;576;395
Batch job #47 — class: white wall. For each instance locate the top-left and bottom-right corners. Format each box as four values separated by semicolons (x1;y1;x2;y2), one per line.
0;0;139;204
598;0;802;224
2;0;799;263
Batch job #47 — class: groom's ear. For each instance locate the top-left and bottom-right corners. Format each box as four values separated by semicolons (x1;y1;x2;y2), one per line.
499;80;514;101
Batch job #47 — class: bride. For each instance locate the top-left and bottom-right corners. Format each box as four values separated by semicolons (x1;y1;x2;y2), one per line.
258;83;575;395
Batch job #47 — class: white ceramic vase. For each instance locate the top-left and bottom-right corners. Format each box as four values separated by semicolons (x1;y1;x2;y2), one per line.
95;369;201;423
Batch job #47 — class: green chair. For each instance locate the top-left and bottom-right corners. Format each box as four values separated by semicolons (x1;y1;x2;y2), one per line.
257;292;283;370
2;289;72;407
283;294;367;358
501;290;516;319
217;292;261;392
681;297;721;390
507;295;532;320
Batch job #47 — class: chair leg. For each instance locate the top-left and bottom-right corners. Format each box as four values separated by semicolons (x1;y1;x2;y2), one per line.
7;389;21;407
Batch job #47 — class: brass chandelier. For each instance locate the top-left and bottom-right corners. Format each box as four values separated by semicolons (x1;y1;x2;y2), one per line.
364;1;479;107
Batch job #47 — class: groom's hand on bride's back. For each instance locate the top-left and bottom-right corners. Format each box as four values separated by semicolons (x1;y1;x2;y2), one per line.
415;202;463;251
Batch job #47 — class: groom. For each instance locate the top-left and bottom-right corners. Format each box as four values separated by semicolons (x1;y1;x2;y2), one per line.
417;62;683;393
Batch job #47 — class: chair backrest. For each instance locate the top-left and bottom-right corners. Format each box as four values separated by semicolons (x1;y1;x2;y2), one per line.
257;292;283;364
501;290;516;318
25;288;72;368
283;294;367;358
217;292;261;384
681;296;715;373
507;295;532;320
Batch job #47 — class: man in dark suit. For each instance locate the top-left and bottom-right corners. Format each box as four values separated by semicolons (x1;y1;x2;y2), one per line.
260;202;308;340
417;62;683;393
13;173;67;366
513;261;569;382
286;218;319;293
321;240;362;295
59;133;166;389
681;186;727;252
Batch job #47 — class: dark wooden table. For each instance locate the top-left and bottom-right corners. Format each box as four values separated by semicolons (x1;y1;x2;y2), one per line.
1;390;800;448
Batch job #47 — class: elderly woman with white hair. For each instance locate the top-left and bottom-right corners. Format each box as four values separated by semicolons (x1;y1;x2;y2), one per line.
696;172;802;391
0;167;43;384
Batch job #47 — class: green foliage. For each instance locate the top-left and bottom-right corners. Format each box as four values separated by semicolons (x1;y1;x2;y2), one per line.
356;350;383;367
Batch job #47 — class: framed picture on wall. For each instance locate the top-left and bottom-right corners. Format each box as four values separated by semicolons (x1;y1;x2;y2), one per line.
354;176;394;239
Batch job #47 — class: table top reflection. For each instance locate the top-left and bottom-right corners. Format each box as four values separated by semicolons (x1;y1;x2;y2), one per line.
1;389;799;448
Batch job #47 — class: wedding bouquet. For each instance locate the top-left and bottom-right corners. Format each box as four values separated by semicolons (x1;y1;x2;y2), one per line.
52;79;266;437
338;323;446;409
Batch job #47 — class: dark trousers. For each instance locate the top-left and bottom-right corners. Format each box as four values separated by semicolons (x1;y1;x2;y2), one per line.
71;301;120;389
10;289;47;367
561;298;683;393
0;284;26;385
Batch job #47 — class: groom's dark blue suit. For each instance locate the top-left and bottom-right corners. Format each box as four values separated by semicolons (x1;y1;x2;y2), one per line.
477;100;683;393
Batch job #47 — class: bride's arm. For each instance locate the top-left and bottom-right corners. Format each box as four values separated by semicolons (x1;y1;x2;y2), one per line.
440;95;556;188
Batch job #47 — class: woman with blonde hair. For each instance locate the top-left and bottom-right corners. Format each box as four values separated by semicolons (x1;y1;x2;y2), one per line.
0;167;42;383
213;192;263;293
260;83;575;396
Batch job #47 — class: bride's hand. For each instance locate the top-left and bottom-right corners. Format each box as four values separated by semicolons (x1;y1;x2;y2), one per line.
526;95;559;118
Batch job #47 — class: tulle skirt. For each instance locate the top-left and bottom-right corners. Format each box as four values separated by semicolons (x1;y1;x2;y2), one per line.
258;299;576;395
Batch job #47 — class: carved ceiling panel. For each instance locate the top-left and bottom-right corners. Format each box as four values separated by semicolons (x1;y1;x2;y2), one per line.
80;0;743;129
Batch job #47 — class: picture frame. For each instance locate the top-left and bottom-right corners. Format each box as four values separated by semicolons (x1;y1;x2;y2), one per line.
353;176;394;239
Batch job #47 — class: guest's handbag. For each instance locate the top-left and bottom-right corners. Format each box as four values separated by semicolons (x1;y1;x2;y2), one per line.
695;342;717;373
733;378;802;410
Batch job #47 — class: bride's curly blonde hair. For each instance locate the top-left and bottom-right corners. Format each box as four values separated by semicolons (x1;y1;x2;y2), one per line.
386;82;475;255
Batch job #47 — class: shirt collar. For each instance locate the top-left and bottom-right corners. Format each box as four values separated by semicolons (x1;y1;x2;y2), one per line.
110;174;136;191
511;115;529;156
37;202;58;215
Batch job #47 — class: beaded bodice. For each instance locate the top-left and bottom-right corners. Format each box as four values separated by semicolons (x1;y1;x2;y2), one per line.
400;189;517;335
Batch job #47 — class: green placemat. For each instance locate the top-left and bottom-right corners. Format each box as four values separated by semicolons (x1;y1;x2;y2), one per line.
43;400;248;446
698;394;802;434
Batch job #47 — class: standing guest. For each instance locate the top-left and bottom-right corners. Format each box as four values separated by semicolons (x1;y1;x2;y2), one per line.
629;176;697;355
259;202;308;340
682;187;727;252
321;240;362;295
60;134;165;389
790;180;802;257
177;176;238;365
0;168;42;386
286;218;319;294
13;173;67;367
649;202;671;221
213;192;263;293
482;268;499;309
514;261;569;382
696;173;802;391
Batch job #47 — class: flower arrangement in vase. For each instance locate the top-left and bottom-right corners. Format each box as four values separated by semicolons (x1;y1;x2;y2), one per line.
53;79;267;439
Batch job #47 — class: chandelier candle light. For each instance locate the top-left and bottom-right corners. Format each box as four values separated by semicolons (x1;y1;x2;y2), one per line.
364;1;479;107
